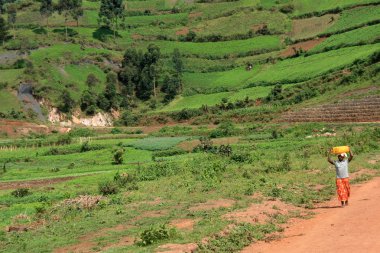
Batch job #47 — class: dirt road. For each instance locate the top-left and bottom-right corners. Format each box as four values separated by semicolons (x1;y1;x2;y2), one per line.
242;176;380;253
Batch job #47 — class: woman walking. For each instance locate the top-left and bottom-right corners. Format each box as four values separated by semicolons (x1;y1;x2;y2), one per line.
327;148;354;207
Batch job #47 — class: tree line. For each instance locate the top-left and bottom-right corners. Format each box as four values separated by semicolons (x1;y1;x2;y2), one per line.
0;0;125;42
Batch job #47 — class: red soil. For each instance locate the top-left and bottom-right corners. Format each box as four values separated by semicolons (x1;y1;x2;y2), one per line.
280;37;326;57
189;199;235;211
156;243;198;253
241;176;380;253
176;27;189;36
0;176;79;190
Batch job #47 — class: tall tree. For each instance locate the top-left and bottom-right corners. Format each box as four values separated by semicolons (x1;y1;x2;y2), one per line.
57;0;83;40
99;0;124;39
0;16;8;46
39;0;54;28
172;48;183;91
6;3;16;39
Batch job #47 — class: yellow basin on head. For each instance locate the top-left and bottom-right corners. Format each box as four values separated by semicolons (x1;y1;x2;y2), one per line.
331;146;350;154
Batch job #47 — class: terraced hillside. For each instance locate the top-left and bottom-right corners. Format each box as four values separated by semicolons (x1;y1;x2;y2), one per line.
279;96;380;122
0;0;379;125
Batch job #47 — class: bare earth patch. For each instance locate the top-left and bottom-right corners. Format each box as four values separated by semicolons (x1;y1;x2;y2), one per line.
54;224;133;253
156;243;198;253
176;27;189;36
223;199;300;224
0;176;79;190
170;218;199;230
188;12;202;19
189;199;235;211
280;37;326;57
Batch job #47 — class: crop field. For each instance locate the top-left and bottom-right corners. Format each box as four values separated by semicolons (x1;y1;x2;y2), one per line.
292;0;380;15
182;67;259;92
0;123;378;253
290;14;339;40
309;24;380;53
325;5;380;34
191;10;290;37
160;86;275;112
248;44;380;84
137;35;282;57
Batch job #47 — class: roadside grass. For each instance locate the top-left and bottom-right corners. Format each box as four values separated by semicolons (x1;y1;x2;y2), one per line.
0;124;378;252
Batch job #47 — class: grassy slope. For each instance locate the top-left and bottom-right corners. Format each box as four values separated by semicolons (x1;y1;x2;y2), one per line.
248;44;380;84
309;24;380;53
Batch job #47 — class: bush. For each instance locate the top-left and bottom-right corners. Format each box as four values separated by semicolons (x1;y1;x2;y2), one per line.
80;141;91;152
99;180;119;195
113;171;137;189
57;134;72;145
139;225;176;246
210;121;236;138
231;152;251;163
113;149;124;164
67;162;75;169
11;188;31;198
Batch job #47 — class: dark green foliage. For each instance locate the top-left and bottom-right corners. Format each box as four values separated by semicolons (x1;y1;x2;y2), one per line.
39;0;54;27
113;148;124;164
210;121;236;138
0;16;8;45
80;89;97;115
58;90;75;113
113;171;137;189
57;134;72;145
231;152;251;163
118;44;161;101
152;148;186;160
118;111;139;126
99;0;124;39
138;224;176;246
11;188;31;198
98;180;119;195
57;0;83;39
218;145;232;157
86;73;100;87
193;137;216;153
80;141;90;152
279;4;294;14
161;73;180;103
266;84;283;102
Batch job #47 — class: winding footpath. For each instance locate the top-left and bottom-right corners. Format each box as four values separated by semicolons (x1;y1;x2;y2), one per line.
242;176;380;253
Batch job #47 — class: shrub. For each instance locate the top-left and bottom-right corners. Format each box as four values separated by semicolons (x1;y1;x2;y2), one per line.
139;225;176;246
80;141;91;152
11;188;31;198
57;134;72;145
113;171;137;189
113;149;124;164
51;167;60;172
67;162;75;169
99;180;119;195
210;121;236;138
231;152;251;163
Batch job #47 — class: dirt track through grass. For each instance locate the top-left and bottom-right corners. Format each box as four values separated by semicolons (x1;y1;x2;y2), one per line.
242;176;380;253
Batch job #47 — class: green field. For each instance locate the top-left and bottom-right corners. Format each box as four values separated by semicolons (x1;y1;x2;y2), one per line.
310;24;380;53
138;35;282;57
0;123;378;252
161;86;274;111
325;5;380;34
292;0;380;15
248;44;380;84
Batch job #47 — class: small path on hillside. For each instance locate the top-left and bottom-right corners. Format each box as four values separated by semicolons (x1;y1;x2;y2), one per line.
0;176;81;190
241;176;380;253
